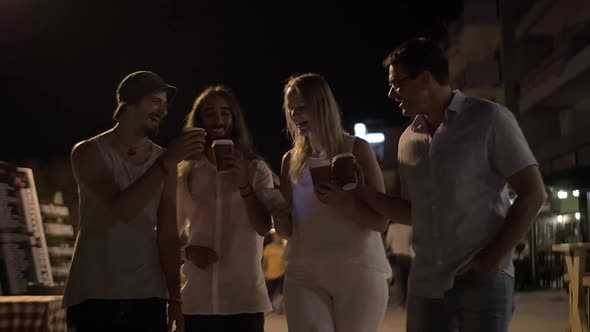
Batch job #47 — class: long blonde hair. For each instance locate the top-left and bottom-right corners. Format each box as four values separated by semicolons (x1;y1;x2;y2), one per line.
179;85;261;178
283;73;344;182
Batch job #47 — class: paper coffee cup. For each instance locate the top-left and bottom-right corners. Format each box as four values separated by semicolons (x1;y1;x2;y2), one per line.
332;153;357;190
182;127;206;134
308;157;332;189
182;127;206;161
212;139;234;172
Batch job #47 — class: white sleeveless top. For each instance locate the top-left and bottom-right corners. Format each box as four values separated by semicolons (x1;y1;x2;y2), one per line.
287;134;391;276
62;133;168;307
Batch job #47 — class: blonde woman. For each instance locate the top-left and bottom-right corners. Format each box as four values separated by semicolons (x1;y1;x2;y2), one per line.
177;86;273;332
270;73;392;332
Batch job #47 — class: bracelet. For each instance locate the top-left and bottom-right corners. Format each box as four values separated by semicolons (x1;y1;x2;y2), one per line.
155;157;168;176
239;183;251;191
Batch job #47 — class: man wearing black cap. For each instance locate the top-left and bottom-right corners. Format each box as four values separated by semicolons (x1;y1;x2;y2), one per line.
62;71;206;332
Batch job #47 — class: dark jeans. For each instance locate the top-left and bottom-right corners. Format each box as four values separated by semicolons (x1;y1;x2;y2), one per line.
184;312;265;332
266;275;285;298
66;298;167;332
406;271;515;332
392;254;412;307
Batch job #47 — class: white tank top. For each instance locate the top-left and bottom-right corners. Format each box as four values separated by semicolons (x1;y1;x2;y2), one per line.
62;133;167;307
287;134;391;276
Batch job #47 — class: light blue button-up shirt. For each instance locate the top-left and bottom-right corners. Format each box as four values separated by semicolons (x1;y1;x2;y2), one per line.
398;90;537;298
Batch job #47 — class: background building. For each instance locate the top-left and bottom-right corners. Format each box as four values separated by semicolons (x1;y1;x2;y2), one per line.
447;0;590;289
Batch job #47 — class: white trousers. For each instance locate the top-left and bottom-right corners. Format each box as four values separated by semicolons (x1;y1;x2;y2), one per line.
284;262;389;332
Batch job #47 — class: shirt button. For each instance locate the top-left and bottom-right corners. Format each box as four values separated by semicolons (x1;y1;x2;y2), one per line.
436;260;443;265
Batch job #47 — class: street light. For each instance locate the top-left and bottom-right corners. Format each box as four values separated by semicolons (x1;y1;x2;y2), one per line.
354;123;385;143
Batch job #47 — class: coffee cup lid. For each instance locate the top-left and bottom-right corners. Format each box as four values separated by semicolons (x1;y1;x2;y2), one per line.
183;127;206;132
332;153;356;162
342;183;358;191
212;139;234;146
308;157;331;168
183;127;206;136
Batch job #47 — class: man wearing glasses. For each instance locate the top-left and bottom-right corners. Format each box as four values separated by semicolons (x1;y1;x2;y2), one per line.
357;38;546;332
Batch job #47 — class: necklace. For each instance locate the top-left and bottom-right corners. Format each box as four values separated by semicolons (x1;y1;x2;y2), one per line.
125;140;148;156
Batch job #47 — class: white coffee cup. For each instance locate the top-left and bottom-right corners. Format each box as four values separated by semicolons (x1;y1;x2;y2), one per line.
212;139;234;172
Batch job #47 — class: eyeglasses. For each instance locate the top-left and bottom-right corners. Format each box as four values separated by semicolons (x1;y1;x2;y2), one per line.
388;75;412;91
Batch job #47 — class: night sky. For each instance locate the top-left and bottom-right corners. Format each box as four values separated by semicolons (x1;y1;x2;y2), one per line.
2;0;462;172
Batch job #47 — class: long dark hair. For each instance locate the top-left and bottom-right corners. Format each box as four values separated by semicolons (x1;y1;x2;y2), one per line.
179;85;264;177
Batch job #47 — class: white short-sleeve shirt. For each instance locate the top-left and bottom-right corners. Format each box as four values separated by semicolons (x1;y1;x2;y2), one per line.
177;158;273;314
398;90;537;298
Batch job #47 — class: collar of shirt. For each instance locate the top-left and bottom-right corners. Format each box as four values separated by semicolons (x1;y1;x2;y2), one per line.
447;89;465;113
410;89;466;133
